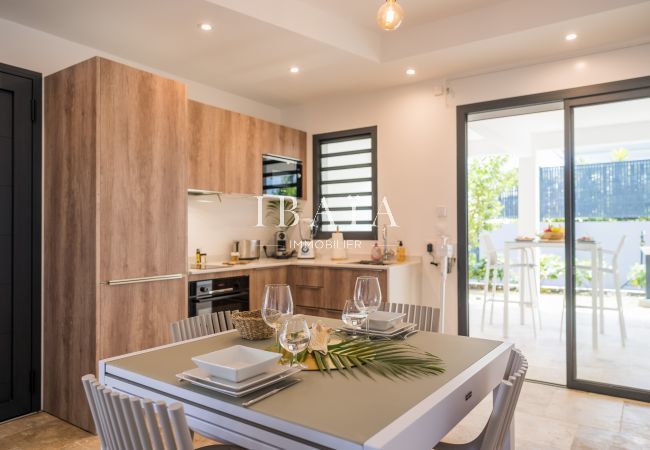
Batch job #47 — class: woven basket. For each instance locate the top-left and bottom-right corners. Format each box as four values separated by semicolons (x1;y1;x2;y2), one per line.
231;310;274;340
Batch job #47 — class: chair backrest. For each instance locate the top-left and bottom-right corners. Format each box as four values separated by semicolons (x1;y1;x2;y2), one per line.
612;235;627;263
480;234;498;264
379;302;440;332
170;310;238;343
82;374;194;450
481;349;528;450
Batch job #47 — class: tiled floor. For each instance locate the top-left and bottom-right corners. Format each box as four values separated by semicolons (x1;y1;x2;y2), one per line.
1;383;648;449
469;289;650;390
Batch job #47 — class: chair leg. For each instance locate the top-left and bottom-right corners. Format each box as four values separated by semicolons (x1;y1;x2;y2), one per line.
560;293;566;340
598;271;605;335
482;260;491;331
489;267;498;326
613;268;627;346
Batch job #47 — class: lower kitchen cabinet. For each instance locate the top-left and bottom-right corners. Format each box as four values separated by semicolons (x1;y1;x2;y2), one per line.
249;267;288;310
295;306;342;320
99;278;186;359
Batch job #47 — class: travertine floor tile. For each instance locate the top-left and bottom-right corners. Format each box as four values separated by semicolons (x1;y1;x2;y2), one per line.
571;426;650;449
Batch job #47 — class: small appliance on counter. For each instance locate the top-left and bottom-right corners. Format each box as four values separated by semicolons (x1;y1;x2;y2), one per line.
188;275;250;317
263;230;296;259
297;218;316;259
330;227;346;260
232;240;261;260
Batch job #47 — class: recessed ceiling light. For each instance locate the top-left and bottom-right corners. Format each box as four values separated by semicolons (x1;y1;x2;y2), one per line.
199;23;212;31
289;66;300;74
406;68;416;76
565;33;577;41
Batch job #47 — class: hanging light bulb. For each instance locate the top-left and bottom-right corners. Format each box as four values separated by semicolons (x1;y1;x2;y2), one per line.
377;0;404;31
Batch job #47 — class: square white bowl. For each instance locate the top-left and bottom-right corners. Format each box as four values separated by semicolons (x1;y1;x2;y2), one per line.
368;311;406;331
191;345;281;382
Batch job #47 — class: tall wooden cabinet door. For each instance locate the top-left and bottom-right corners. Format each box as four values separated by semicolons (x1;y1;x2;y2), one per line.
187;100;228;192
222;113;262;195
98;278;186;359
249;267;288;310
98;59;187;282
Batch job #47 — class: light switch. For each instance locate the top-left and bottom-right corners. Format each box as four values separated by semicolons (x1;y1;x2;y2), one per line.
436;206;447;218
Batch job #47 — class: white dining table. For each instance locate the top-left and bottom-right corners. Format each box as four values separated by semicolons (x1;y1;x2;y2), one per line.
502;240;600;348
99;316;513;450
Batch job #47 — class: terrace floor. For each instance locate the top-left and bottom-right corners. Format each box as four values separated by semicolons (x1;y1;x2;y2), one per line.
469;288;650;390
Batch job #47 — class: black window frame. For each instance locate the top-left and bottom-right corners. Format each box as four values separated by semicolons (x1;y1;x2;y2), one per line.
313;126;378;240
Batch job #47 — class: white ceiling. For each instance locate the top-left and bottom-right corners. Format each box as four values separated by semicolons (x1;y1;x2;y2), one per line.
1;0;649;107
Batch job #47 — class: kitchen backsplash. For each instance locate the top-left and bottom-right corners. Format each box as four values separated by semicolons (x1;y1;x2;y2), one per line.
188;194;301;262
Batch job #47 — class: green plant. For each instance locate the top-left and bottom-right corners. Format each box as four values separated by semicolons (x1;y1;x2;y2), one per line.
628;263;647;289
265;197;301;228
611;147;629;162
467;155;518;249
469;253;503;282
539;254;563;281
311;338;445;380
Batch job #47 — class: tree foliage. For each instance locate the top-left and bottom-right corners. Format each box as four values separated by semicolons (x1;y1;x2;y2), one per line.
467;155;518;248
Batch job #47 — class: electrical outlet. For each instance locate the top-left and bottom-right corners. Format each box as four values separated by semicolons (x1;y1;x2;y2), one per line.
426;243;433;253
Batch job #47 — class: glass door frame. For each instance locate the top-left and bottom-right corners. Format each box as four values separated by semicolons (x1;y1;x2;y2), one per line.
456;75;650;401
564;87;650;402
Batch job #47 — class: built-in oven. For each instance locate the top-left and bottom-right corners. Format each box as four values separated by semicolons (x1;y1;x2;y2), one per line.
188;275;250;317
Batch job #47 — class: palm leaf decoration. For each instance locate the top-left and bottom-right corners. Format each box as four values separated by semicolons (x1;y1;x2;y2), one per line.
314;338;445;380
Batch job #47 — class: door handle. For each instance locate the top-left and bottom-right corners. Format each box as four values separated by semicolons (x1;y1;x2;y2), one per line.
105;273;183;286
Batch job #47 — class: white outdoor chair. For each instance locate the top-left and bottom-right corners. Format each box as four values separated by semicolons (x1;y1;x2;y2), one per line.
170;310;238;343
480;235;542;337
379;302;440;332
566;235;627;345
435;349;528;450
81;374;243;450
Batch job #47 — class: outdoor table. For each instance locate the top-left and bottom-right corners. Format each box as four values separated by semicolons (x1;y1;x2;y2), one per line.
503;240;601;348
99;316;512;450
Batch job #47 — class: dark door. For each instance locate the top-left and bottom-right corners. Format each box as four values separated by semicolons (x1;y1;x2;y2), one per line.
0;64;41;422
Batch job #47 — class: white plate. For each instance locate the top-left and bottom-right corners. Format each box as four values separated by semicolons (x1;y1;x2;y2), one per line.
342;321;416;337
176;367;302;398
191;345;281;382
180;363;296;392
367;311;406;331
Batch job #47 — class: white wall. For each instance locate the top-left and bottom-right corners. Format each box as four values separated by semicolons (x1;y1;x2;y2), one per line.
282;43;650;334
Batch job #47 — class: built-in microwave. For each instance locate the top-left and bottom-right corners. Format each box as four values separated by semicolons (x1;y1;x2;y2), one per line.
262;154;302;198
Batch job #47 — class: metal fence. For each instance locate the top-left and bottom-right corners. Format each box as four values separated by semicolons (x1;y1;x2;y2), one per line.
497;160;650;220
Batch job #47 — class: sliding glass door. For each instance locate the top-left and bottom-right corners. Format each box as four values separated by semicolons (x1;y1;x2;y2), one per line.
458;77;650;401
566;88;650;400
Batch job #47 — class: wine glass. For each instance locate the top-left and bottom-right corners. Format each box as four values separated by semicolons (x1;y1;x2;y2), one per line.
279;316;311;367
261;284;294;351
342;300;368;337
353;276;382;334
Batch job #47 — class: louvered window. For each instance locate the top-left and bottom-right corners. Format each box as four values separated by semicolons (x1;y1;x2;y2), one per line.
313;126;377;240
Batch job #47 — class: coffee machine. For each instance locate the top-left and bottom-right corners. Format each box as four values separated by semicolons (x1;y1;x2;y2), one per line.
263;230;295;259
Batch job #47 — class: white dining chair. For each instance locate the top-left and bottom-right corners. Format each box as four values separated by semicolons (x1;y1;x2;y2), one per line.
170;310;238;343
81;374;243;450
435;349;528;450
480;235;541;337
379;302;440;332
567;235;627;345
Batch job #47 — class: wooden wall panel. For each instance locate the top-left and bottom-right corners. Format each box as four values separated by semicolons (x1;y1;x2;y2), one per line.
98;59;187;281
43;57;99;432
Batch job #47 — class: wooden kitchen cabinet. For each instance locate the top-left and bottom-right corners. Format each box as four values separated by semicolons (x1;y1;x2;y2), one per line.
288;266;387;316
322;268;387;311
98;278;186;359
249;267;289;310
44;57;187;431
187;100;307;197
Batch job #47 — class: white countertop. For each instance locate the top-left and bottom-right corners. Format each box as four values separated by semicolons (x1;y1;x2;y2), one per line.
188;256;421;275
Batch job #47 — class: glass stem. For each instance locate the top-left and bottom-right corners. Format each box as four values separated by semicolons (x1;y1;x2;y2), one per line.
274;328;279;352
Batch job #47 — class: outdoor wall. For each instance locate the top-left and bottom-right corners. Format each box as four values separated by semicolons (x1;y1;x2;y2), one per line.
282;42;650;334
